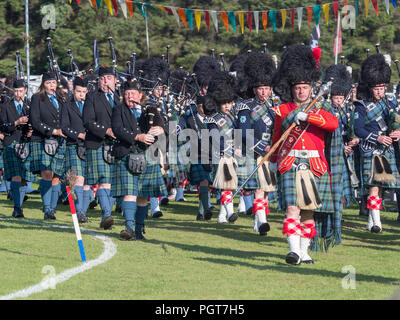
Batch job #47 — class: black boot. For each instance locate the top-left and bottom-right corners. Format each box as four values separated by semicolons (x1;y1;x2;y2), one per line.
359;195;369;216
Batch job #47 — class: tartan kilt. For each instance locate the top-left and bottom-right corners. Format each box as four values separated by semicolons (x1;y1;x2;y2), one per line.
65;144;85;177
137;161;168;198
236;156;261;190
3;143;35;182
189;163;212;185
279;158;334;213
29;140;66;176
361;151;400;189
0;150;3;169
342;154;354;207
111;156;138;197
85;146;114;185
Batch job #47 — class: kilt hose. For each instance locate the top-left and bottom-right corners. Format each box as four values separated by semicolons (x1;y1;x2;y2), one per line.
361;151;400;190
278;158;334;214
29;140;66;177
85;146;114;185
111;154;168;198
65;144;85;177
3;143;36;182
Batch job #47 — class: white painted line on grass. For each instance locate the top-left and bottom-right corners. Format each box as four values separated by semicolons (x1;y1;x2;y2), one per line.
0;218;117;300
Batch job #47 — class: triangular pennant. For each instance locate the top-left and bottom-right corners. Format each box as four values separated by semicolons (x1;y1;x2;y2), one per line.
322;4;329;25
195;10;202;31
135;3;146;19
392;0;397;8
104;0;113;15
332;1;339;19
90;0;97;9
364;0;370;17
186;9;194;30
280;9;287;31
262;11;267;32
355;0;360;16
111;0;118;16
228;11;236;32
163;6;173;14
269;10;276;32
385;0;390;14
238;12;244;34
211;10;218;32
247;11;252;33
118;0;127;18
178;8;188;28
221;11;229;32
76;0;80;5
205;11;210;30
313;5;321;26
290;8;295;32
254;11;259;33
371;0;379;15
126;0;133;19
297;7;303;31
306;6;313;28
96;0;101;10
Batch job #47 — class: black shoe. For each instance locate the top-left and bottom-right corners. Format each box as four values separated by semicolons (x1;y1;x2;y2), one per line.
152;211;163;218
204;211;213;220
88;199;98;210
259;223;270;236
120;228;136;241
228;213;238;223
359;195;369;216
44;211;53;220
160;198;169;206
371;225;382;233
12;208;24;218
246;207;253;216
48;210;56;220
77;214;88;223
302;259;314;265
100;216;114;230
135;231;146;240
196;213;205;221
285;252;301;265
23;195;28;202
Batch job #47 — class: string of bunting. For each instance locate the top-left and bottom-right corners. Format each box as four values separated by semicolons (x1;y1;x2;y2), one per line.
68;0;398;33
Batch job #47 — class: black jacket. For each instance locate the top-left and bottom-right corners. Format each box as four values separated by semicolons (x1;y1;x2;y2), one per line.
111;103;143;159
61;98;86;145
83;89;120;149
0;99;30;146
29;93;63;142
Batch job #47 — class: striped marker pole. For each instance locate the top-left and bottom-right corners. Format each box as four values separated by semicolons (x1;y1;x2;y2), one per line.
66;186;87;263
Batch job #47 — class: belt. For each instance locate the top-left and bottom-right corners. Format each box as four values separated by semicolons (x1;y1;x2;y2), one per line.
288;149;319;158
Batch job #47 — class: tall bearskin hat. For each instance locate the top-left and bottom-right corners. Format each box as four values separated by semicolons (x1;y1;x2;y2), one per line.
140;57;170;89
229;55;249;99
192;56;221;89
324;64;352;97
244;52;276;93
357;54;391;100
203;71;236;116
272;44;320;103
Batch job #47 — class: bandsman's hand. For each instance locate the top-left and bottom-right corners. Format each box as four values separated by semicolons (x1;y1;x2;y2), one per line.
136;133;155;145
348;138;360;147
344;145;354;156
106;128;116;139
377;135;392;146
15;116;28;126
389;130;400;142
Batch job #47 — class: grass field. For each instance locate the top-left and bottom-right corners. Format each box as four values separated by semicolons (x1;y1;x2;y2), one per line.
0;189;399;300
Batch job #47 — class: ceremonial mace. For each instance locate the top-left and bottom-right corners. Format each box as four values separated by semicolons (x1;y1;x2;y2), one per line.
223;82;332;209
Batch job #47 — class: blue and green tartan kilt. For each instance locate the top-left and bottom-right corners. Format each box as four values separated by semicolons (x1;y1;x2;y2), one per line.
65;145;85;177
189;163;212;185
137;161;168;198
111;156;138;197
342;154;354;207
29;140;66;176
85;146;114;185
0;149;4;169
361;151;400;189
279;158;334;213
3;143;35;182
236;156;260;190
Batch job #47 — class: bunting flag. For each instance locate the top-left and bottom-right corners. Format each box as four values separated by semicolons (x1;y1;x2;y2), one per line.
313;5;321;26
247;11;252;33
364;0;370;17
126;0;133;19
306;7;313;28
104;0;113;15
221;11;229;32
238;11;245;34
355;0;360;16
322;3;330;25
195;10;202;31
290;8;295;32
90;0;97;9
297;7;303;31
135;2;146;18
96;0;101;10
385;0;390;14
186;9;194;30
211;10;218;32
371;0;379;15
254;11;259;33
205;10;210;30
281;9;287;31
111;0;118;15
118;0;127;18
332;1;339;19
269;10;277;32
228;11;236;32
262;11;267;31
178;8;188;28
